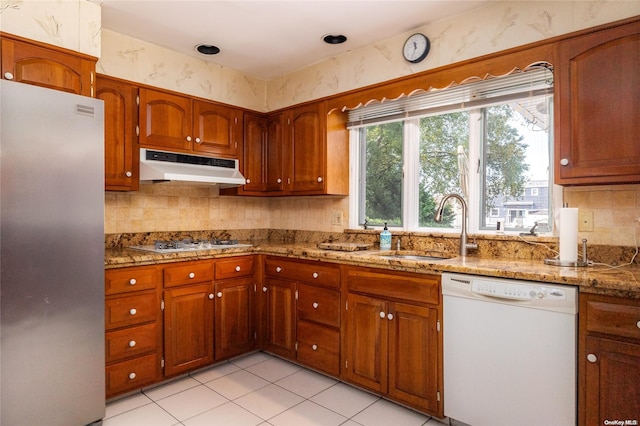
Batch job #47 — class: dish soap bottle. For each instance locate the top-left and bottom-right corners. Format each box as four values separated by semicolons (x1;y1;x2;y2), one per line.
380;223;392;250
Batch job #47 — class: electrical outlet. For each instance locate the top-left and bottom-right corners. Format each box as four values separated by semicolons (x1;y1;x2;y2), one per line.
578;210;594;232
331;210;343;226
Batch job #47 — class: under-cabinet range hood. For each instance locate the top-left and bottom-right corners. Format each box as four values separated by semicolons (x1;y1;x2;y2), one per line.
139;148;246;187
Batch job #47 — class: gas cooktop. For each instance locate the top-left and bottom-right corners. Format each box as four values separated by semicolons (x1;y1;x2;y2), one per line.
129;239;252;253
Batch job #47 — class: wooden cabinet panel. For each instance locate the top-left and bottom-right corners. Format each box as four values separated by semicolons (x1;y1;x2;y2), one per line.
105;292;158;330
555;20;640;184
106;323;159;363
297;284;340;328
265;257;340;288
214;256;255;280
215;277;256;360
296;320;340;376
106;353;160;397
163;260;214;287
586;299;640;340
163;283;215;377
193;100;242;157
1;34;96;96
265;113;285;192
96;75;139;191
263;279;296;359
105;265;160;295
139;87;192;151
241;113;268;193
285;103;326;194
345;267;439;305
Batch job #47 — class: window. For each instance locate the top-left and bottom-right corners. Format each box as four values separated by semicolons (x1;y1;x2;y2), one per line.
349;66;554;234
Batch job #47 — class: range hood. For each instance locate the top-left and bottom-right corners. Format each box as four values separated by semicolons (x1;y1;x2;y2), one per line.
139;148;246;187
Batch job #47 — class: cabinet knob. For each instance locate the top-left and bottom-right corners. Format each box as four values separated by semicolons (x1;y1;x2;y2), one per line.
587;353;598;363
379;311;386;319
312;302;319;309
129;340;136;348
246;178;251;184
636;320;640;329
186;136;192;142
217;291;223;298
4;72;14;80
277;178;282;184
560;158;569;166
129;278;137;285
317;177;323;183
195;137;201;144
208;293;214;299
189;272;195;279
125;171;132;178
387;313;394;320
262;286;268;292
312;272;319;279
128;372;136;380
312;344;318;351
235;266;241;272
276;266;282;273
129;308;137;315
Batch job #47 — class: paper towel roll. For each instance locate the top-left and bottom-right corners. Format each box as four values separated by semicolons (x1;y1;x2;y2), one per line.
559;208;578;262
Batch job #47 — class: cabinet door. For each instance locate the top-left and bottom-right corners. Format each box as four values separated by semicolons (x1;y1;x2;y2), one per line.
343;292;387;393
214;277;256;360
193;100;242;157
555;21;640;184
263;279;296;359
163;283;214;377
139;88;192;151
96;75;139;191
584;336;640;425
1;36;95;96
242;113;267;192
286;102;326;193
265;113;284;192
388;302;440;415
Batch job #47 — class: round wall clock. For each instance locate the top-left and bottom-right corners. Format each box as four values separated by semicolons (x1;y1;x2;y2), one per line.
403;33;430;63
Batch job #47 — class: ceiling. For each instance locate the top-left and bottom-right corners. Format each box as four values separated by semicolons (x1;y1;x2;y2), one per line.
94;1;493;80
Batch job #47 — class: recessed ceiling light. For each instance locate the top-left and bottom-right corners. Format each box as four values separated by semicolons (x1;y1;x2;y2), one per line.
195;44;220;55
322;34;347;45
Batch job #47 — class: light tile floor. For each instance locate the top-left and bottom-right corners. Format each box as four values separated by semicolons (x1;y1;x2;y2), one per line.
104;352;448;426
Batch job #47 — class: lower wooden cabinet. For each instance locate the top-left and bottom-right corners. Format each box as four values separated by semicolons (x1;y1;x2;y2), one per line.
579;293;640;425
262;278;297;359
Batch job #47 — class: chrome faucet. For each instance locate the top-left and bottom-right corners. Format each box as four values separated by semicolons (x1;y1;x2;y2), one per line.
434;194;478;256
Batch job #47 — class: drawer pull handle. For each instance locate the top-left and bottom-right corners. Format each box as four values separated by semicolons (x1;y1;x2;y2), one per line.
188;272;195;279
235;266;241;272
317;177;323;183
217;292;223;298
129;278;137;285
128;372;136;380
129;308;137;316
637;320;640;329
129;340;136;348
312;272;319;279
208;293;214;300
379;311;386;319
277;178;282;184
4;72;14;80
186;135;192;142
587;353;598;363
387;313;394;321
560;158;569;166
262;286;268;292
276;266;282;273
312;302;319;309
312;344;318;351
125;171;132;178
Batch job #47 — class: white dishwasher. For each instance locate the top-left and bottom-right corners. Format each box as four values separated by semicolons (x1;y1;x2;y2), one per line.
442;272;577;426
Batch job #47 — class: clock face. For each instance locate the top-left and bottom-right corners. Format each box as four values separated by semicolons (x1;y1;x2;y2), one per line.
403;33;430;63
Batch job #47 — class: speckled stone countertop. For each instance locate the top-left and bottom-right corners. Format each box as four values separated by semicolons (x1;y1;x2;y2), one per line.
105;236;640;298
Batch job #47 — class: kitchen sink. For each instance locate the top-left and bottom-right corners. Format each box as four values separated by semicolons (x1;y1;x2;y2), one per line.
370;251;452;261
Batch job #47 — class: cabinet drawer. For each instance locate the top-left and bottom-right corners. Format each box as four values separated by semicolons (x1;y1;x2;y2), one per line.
345;267;439;305
164;260;214;287
586;299;640;340
105;265;160;295
106;323;158;363
265;257;340;288
297;284;340;327
215;256;255;279
106;353;159;397
106;292;158;330
297;320;340;376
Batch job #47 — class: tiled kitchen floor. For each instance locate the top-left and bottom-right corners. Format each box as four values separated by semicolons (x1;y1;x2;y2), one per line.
104;352;447;426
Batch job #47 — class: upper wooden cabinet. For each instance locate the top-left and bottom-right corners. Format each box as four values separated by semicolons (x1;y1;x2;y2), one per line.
555;19;640;185
239;113;284;195
139;87;243;158
0;34;96;97
96;75;139;191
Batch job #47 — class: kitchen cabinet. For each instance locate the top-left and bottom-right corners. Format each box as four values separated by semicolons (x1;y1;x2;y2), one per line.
163;260;215;377
579;293;640;426
262;256;341;375
214;256;258;360
96;75;139;191
139;87;243;158
342;266;442;416
104;265;162;398
0;33;96;96
555;19;640;185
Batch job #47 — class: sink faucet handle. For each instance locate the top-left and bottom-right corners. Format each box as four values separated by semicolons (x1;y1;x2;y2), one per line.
396;237;401;250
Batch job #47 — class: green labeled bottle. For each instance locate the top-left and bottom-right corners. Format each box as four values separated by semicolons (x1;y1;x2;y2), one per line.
380;222;392;250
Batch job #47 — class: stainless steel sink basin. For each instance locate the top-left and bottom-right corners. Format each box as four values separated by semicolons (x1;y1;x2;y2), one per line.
371;251;452;261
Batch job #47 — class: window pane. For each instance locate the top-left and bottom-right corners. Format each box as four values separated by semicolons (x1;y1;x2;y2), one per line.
418;112;470;228
360;122;403;227
482;97;552;232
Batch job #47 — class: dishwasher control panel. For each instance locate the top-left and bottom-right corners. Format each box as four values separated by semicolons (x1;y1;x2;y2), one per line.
472;279;567;301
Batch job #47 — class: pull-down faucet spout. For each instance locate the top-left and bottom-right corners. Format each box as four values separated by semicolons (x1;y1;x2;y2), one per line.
435;194;477;256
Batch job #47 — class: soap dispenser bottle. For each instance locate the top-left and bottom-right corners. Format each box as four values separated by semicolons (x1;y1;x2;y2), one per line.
380;223;392;250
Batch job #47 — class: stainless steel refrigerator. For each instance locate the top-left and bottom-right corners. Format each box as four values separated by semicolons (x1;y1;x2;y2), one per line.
0;80;105;425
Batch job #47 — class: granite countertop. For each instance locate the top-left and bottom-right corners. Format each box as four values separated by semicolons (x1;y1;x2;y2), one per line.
105;241;640;298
